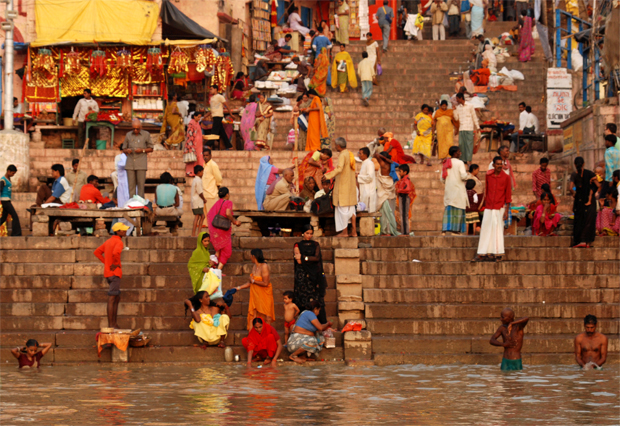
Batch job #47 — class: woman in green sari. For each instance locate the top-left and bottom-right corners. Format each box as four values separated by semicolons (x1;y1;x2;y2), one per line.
188;232;211;294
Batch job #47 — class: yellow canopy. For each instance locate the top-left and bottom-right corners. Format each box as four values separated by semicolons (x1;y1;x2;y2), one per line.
33;0;159;47
164;39;218;47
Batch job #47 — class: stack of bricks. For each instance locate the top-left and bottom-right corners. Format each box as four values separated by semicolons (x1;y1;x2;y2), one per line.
334;247;364;327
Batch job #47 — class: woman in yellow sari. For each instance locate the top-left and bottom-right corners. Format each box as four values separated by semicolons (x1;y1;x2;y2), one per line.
335;0;350;45
254;93;273;150
331;44;357;93
160;93;185;149
305;90;328;151
309;48;329;97
412;104;434;166
432;100;458;160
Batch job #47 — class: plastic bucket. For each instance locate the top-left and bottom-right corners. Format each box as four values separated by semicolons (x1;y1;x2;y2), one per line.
96;139;107;150
63;117;73;127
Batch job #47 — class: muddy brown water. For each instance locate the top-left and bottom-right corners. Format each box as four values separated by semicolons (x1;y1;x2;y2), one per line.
1;364;618;425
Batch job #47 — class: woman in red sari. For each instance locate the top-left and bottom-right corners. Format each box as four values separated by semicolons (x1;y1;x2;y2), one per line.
596;189;620;236
207;187;241;269
532;192;562;236
184;111;204;177
518;10;534;62
309;48;329;97
242;317;283;368
298;148;333;191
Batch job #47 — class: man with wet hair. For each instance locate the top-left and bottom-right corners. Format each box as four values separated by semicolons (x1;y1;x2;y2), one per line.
574;315;608;369
489;307;529;371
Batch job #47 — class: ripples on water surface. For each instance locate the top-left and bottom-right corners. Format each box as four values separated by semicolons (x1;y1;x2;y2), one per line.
1;364;618;425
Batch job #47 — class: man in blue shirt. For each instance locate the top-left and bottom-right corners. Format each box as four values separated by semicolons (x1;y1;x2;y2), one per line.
35;163;71;206
604;134;620;183
376;0;394;52
312;31;332;58
0;164;21;236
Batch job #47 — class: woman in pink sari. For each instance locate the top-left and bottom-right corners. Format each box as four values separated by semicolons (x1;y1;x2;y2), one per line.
207;187;241;269
532;193;562;236
241;95;258;150
518;10;534;62
184;111;204;177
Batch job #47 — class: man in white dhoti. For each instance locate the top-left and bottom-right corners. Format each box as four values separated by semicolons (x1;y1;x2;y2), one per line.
324;137;357;237
112;146;134;235
440;146;469;235
474;156;512;262
357;147;377;213
375;152;400;236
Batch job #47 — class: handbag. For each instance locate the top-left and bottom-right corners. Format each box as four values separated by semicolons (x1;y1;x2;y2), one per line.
310;194;334;215
377;63;383;76
183;151;197;163
298;114;308;132
383;7;393;24
211;200;231;231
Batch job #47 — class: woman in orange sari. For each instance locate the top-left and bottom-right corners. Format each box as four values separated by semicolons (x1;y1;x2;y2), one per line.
309;48;329;97
305;90;328;151
235;248;275;331
298;148;334;191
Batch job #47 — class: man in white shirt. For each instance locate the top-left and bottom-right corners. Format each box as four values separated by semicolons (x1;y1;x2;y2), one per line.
73;89;99;146
35;163;71;207
440;146;469;235
288;7;310;36
208;85;233;150
453;92;480;164
510;102;535;152
357;52;376;106
357;147;377;212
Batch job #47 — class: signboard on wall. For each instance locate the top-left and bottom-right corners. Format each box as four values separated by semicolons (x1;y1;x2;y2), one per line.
547;68;572;89
547;68;572;130
547;88;573;129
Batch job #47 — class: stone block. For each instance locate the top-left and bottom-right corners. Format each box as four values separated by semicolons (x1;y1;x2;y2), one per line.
32;222;49;236
334;248;360;258
336;274;362;284
58;222;72;231
344;330;372;342
359;216;375;236
338;295;362;302
334;258;360;275
31;215;49;223
339;301;365;311
112;345;129;362
344;340;372;359
237;216;253;223
337;283;363;299
338;311;364;327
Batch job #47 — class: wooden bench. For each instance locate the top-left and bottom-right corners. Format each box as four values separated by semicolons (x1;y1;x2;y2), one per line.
233;210;381;237
30;207;147;236
518;133;548;153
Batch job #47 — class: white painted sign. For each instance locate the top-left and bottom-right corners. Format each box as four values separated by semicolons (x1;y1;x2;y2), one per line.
547;68;572;89
547;89;573;129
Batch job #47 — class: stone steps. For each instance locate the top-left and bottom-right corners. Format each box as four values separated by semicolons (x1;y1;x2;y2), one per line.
371;334;620;354
366;318;620;335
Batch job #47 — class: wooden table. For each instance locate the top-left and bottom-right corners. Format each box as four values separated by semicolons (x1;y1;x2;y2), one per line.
36;177;185;194
30;207;147;236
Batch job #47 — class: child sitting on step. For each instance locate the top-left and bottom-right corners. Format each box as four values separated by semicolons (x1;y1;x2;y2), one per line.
11;339;52;369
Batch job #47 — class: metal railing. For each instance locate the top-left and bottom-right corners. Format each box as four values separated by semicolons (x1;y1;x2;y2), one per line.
555;8;613;106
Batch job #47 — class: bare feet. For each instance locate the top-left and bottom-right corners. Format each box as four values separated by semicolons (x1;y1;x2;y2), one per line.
290;355;306;364
263;358;272;365
218;341;226;349
336;230;349;237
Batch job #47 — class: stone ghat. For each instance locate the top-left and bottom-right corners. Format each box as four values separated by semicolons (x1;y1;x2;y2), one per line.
1;235;618;366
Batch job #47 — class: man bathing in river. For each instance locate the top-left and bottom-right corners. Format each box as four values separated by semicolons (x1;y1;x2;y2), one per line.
489;308;529;371
574;314;608;369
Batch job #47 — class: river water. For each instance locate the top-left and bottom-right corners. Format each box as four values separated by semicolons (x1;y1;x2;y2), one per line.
1;364;618;425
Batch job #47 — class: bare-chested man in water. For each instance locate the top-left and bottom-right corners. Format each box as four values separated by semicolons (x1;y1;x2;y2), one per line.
574;314;608;370
490;307;529;371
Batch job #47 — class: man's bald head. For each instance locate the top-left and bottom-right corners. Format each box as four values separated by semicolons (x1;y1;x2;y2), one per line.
501;308;514;324
132;118;142;134
283;168;294;182
378;128;386;137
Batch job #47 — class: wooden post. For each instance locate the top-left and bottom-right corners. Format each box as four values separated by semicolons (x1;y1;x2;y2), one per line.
69;138;89;201
293;157;300;196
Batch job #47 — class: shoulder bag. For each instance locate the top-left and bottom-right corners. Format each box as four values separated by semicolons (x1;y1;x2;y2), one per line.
211;200;232;231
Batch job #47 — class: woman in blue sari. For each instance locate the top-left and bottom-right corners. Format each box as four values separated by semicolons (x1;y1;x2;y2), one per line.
255;156;288;210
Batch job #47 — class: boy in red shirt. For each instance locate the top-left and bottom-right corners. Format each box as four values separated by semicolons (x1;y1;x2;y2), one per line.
94;222;128;328
395;164;417;235
79;175;111;204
